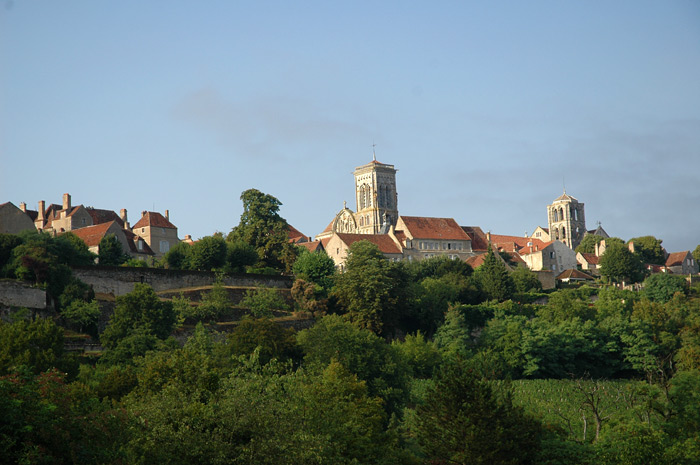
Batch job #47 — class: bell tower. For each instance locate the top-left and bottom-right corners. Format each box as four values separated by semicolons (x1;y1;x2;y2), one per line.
547;190;586;250
353;153;398;234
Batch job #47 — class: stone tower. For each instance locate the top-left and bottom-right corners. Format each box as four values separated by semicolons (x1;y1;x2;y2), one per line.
353;156;398;234
547;190;586;250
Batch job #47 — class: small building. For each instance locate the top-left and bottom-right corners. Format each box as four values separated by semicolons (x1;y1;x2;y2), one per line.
395;216;474;261
577;252;600;274
518;240;578;273
131;210;179;258
71;221;131;261
325;232;403;270
665;251;699;275
556;269;596;284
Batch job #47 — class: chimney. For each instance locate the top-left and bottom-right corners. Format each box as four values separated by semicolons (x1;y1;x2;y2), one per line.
142;210;147;217
120;208;128;224
62;193;71;211
19;202;26;212
38;200;45;221
165;209;169;220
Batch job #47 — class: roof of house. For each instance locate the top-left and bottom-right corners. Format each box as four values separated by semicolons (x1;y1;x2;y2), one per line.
87;207;124;228
70;221;118;247
489;234;547;253
465;253;487;269
399;216;470;241
335;233;402;254
287;224;308;243
132;211;177;229
461;226;489;251
298;241;324;253
666;251;690;267
517;240;554;256
578;252;599;265
553;191;578;202
123;229;155;255
647;264;668;273
535;226;550;233
556;269;595;281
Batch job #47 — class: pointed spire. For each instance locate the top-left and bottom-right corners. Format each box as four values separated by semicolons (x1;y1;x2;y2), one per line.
372;142;377;162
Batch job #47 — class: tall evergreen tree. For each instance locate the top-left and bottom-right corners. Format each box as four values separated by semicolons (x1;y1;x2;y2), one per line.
474;245;515;302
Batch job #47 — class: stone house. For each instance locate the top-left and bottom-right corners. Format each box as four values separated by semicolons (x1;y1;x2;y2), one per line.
518;240;578;273
131;210;179;258
0;202;35;234
665;251;699;275
577;252;600;275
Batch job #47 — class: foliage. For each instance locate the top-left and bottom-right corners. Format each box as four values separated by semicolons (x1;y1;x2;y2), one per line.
292;249;336;292
511;265;543;293
599;242;646;284
227;188;298;273
473;245;515;302
163;241;192;269
392;332;441;379
197;278;232;320
414;357;542;465
0;318;66;375
332;240;406;336
627;235;666;266
61;299;101;335
297;314;410;415
575;234;606;254
219;317;299;365
98;233;128;265
225;239;258;273
643;273;686;303
189;235;227;271
100;284;176;363
0;232;24;274
240;286;289;318
290;278;328;317
693;244;700;263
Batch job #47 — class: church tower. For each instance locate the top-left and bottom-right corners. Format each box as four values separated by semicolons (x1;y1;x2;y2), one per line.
547;190;586;250
353;156;398;234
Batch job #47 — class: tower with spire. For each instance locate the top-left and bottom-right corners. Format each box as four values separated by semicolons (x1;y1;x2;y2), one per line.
547;189;586;250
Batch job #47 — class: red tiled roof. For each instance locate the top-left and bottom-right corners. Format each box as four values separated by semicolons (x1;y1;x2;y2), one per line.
556;269;594;281
287;224;308;243
335;233;402;254
579;253;599;265
461;226;488;251
490;234;547;253
393;229;407;244
132;211;176;229
503;251;527;266
298;241;324;253
319;237;331;250
87;208;124;228
320;219;334;235
465;253;487;269
517;240;554;256
70;221;117;247
647;264;668;273
666;251;690;267
399;216;470;241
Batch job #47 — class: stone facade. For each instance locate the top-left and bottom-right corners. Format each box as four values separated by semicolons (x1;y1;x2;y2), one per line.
354;159;398;234
519;240;578;273
547;191;586;250
0;202;35;234
396;216;474;262
131;210;179;258
665;251;699;275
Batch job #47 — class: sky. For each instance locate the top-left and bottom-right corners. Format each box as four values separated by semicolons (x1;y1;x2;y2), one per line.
2;1;699;253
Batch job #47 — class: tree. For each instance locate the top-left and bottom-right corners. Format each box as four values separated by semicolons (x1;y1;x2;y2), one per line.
163;241;192;269
473;245;515;302
643;273;687;303
511;265;543;293
0;233;23;274
576;234;606;254
221;317;299;365
225;240;258;273
693;245;700;263
240;286;289;318
599;242;645;284
332;240;402;335
0;319;66;375
100;283;176;353
628;235;666;265
290;279;328;317
227;188;298;272
189;235;227;271
292;249;336;292
415;357;542;465
98;233;128;266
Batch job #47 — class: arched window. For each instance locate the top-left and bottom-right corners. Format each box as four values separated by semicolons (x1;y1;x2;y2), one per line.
553;209;559;222
562;227;566;239
559;207;564;220
365;186;371;208
359;216;364;226
554;227;559;240
378;185;385;207
385;187;392;208
359;185;366;209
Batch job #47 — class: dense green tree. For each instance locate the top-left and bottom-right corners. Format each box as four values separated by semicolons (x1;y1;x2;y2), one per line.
0;318;66;375
0;232;23;274
189;235;227;271
291;278;328;317
292;249;336;292
297;314;410;415
415;357;542;465
61;299;101;335
240;286;289;318
163;241;192;269
693;245;700;263
473;245;515;302
225;239;258;273
643;273;687;303
227;188;298;272
537;288;596;323
511;265;543;293
332;240;402;335
392;331;441;379
197;278;232;320
220;317;299;365
98;233;128;266
628;235;666;266
100;284;176;361
599;242;646;284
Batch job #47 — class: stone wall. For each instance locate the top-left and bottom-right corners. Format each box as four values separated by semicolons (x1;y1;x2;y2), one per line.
71;266;293;297
0;280;48;310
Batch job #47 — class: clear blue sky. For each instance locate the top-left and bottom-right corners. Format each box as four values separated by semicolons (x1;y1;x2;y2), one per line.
2;1;699;252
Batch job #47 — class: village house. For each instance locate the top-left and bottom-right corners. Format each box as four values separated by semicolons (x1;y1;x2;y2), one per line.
0;202;35;234
131;210;180;258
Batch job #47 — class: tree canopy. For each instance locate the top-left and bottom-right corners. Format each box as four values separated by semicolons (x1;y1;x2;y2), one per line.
628;235;666;265
599;242;646;284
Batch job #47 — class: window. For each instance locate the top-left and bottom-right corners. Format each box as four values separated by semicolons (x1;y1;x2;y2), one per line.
141;228;145;233
138;241;143;251
159;240;170;253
